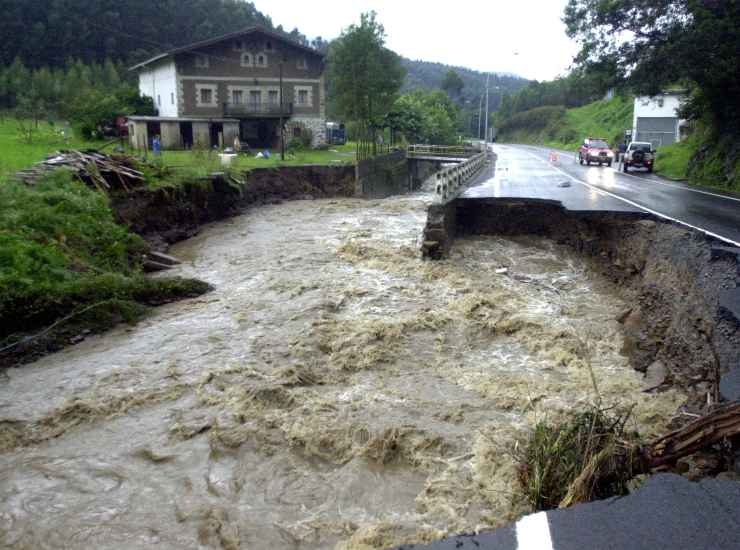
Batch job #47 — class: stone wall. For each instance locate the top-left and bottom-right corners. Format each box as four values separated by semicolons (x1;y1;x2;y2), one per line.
288;116;327;146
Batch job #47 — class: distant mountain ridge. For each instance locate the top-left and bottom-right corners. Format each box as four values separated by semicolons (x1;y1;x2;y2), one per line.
401;58;531;110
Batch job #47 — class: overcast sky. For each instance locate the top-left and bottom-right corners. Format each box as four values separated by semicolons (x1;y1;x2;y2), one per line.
253;0;581;81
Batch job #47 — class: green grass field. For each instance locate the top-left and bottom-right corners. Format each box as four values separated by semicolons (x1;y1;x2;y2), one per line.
0;115;357;185
0;116;106;181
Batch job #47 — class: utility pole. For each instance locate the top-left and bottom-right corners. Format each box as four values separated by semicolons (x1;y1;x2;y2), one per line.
484;73;490;144
279;57;285;161
477;94;484;140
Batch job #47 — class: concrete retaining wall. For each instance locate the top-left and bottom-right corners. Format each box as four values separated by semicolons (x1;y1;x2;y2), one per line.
410;159;443;190
355;150;410;198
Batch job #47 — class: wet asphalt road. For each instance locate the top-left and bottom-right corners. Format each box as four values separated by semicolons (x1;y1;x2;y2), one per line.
463;144;740;246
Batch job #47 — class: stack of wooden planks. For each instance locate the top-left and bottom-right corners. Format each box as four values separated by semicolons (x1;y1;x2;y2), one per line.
15;150;145;192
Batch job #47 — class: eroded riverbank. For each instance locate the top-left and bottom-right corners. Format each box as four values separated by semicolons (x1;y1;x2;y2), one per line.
0;194;684;549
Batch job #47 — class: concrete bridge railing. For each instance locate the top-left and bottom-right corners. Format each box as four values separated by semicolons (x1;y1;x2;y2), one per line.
407;144;483;160
433;151;487;202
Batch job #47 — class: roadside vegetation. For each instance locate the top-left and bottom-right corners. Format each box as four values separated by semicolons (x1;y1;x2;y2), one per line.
0;171;210;362
654;136;698;182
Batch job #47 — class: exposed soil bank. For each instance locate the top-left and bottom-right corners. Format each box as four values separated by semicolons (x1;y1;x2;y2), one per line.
113;165;356;250
440;198;740;400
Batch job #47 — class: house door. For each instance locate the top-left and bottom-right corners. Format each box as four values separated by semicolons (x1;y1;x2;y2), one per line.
209;123;223;148
180;122;193;149
146;121;161;149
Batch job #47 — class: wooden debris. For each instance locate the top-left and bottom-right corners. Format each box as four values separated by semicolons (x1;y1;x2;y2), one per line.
645;402;740;468
15;149;145;192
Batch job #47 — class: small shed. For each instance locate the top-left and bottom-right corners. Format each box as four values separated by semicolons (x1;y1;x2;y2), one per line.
127;116;239;151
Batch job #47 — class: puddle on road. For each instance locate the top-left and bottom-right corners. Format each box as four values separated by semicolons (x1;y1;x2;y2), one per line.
0;195;684;549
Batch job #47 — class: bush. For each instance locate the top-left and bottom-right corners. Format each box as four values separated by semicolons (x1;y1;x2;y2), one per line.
517;408;641;511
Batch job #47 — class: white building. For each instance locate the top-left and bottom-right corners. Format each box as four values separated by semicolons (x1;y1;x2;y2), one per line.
632;92;687;148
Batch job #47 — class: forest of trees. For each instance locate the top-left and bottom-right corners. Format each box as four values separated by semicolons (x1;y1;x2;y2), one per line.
494;63;621;126
0;0;278;68
402;59;530;136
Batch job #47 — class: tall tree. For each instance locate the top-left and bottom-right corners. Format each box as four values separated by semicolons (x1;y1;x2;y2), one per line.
441;69;464;99
564;0;740;135
327;12;405;137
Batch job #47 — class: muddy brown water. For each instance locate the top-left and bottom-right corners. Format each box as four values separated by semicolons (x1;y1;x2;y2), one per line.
0;194;684;549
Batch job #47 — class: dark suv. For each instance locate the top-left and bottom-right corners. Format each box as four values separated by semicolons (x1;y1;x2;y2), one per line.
623;141;655;173
578;138;614;167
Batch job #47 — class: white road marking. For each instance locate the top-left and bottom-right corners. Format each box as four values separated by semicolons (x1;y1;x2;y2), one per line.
516;511;554;550
610;165;740;202
521;149;740;248
527;145;740;203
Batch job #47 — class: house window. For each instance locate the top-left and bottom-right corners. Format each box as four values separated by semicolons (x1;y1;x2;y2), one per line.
157;95;161;106
265;41;273;51
196;85;217;107
249;90;261;106
657;98;664;107
234;40;245;51
268;90;279;105
170;92;175;105
195;54;209;69
240;53;252;67
297;57;308;70
294;86;312;107
293;126;302;137
232;90;243;104
256;54;267;67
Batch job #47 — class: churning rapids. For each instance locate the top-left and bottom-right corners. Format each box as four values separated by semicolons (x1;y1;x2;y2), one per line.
0;193;685;549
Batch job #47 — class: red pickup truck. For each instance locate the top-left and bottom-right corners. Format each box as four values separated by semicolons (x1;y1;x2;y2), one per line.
578;138;614;167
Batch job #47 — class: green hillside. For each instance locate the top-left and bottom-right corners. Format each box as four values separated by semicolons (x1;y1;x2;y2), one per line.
402;59;529;105
496;95;634;151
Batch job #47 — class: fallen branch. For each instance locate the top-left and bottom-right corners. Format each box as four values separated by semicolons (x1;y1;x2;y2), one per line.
645;402;740;468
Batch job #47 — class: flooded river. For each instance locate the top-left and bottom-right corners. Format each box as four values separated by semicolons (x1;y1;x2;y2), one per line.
0;193;684;549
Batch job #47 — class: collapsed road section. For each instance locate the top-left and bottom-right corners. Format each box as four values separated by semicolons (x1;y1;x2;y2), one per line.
424;197;740;399
415;145;740;549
